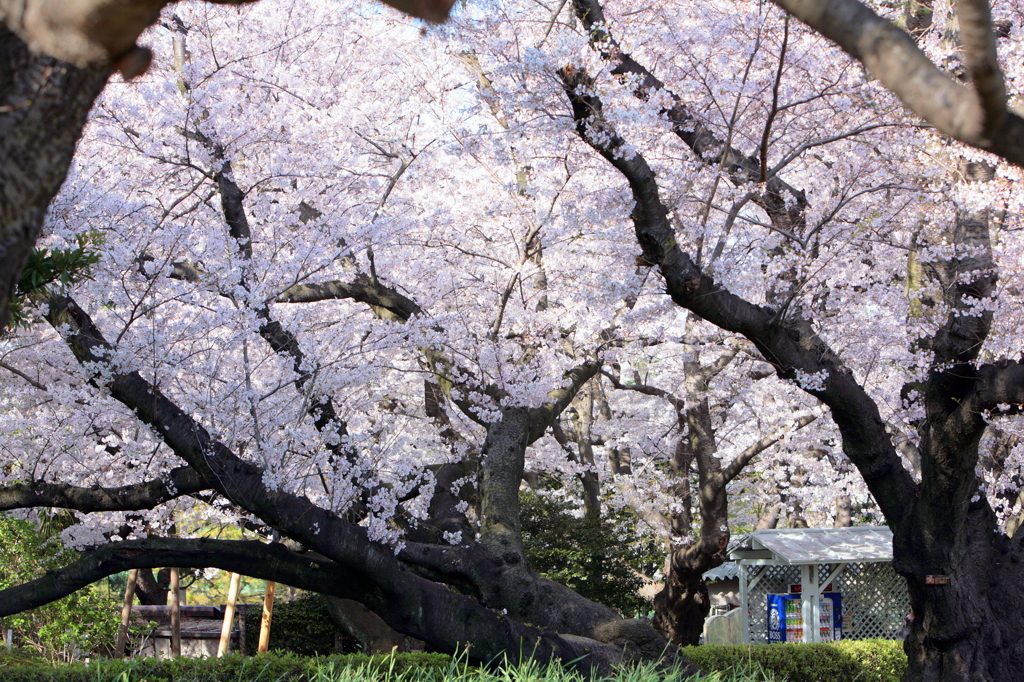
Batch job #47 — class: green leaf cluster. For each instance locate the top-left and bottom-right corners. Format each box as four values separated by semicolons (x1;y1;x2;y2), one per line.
8;233;101;328
681;640;907;682
0;512;120;662
519;490;659;617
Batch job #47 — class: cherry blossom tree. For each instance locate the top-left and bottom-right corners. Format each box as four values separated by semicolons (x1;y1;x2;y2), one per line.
2;0;1024;680
0;2;696;671
594;339;826;646
554;0;1024;679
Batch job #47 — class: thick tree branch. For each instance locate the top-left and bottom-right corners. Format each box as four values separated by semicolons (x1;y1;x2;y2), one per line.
558;64;917;523
397;540;476;589
570;0;808;236
771;0;1024;165
698;342;745;384
956;0;1007;139
277;275;422;322
0;27;109;329
962;361;1024;417
0;466;208;512
528;361;603;442
0;536;623;673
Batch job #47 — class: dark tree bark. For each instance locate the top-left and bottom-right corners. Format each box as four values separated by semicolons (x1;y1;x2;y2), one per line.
0;537;623;672
0;466;207;512
0;26;108;328
324;597;423;653
135;568;171;606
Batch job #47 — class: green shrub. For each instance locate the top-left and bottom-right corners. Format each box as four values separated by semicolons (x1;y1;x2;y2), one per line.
830;640;907;682
519;490;660;617
0;513;119;661
681;640;907;682
242;592;344;656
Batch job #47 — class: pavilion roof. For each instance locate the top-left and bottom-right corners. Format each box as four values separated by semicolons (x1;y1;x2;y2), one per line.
727;526;893;565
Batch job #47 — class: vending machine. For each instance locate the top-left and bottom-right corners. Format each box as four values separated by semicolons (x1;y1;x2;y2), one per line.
767;592;842;643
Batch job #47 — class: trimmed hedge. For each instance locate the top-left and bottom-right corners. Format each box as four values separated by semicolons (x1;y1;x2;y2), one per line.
681;640;907;682
0;651;452;682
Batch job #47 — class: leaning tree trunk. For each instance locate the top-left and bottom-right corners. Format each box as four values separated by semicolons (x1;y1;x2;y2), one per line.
324;597;423;653
0;26;108;327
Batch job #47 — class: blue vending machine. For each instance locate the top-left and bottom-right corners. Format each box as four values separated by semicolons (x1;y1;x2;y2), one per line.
767;592;842;643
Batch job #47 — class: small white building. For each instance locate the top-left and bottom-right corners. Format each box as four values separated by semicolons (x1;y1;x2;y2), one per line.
728;526;910;644
703;561;740;615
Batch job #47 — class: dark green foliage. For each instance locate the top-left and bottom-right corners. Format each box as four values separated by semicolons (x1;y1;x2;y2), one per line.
0;513;119;661
0;651;452;682
242;592;347;656
8;233;100;328
519;490;658;617
681;640;907;682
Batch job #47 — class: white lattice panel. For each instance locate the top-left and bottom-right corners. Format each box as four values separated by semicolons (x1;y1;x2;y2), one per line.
832;562;910;639
743;561;909;643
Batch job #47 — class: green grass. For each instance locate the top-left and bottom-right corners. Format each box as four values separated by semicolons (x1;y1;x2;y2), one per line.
3;640;908;682
0;650;782;682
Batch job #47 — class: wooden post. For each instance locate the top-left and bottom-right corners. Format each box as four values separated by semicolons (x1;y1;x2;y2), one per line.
113;569;138;659
169;568;181;657
257;581;275;653
217;572;242;657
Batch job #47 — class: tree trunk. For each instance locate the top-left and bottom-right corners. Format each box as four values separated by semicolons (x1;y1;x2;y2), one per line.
572;382;604;586
134;567;171;605
756;502;781;530
651;386;731;646
651;554;713;646
0;26;108;327
896;503;1024;682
